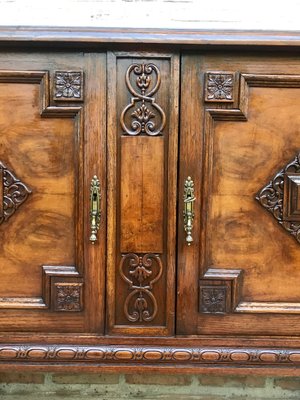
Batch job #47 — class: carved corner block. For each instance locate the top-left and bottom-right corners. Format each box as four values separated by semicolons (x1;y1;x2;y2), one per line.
204;72;237;103
53;71;84;101
199;283;230;314
199;269;243;314
54;282;83;312
42;266;83;312
256;152;300;243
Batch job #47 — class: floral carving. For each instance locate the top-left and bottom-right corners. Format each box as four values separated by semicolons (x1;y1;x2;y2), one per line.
205;73;234;102
120;63;166;136
120;253;163;322
0;161;31;225
256;153;300;243
200;286;227;314
54;283;83;312
54;71;83;100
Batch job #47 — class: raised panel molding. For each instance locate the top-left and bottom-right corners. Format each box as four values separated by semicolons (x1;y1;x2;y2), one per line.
201;72;300;316
0;71;84;312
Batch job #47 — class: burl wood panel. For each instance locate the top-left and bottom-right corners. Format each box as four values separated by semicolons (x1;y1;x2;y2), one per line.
120;136;164;253
0;82;75;297
107;52;179;336
177;53;300;337
0;52;106;333
211;87;300;303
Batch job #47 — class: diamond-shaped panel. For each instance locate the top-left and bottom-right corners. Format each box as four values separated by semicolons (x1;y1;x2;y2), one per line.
0;161;31;225
256;153;300;243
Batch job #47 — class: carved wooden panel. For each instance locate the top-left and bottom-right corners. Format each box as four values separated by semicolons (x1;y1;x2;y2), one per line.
0;52;106;333
107;52;179;336
178;53;300;337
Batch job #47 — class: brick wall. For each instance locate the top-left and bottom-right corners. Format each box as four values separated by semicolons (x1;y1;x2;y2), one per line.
0;373;300;399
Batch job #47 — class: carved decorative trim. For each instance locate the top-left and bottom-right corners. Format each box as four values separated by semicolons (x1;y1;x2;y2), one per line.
120;253;163;322
120;63;166;136
205;72;235;102
54;283;83;312
256;153;300;243
54;71;84;101
0;344;300;366
0;161;31;225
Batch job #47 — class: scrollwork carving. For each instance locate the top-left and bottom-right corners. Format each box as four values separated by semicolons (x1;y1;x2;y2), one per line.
0;161;31;225
256;153;300;243
120;253;163;322
120;63;166;136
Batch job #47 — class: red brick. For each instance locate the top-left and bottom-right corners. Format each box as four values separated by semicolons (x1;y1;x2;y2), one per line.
0;372;44;384
52;373;119;384
198;375;266;388
125;373;192;386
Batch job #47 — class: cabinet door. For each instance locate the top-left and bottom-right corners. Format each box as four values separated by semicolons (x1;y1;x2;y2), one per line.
0;52;106;333
106;52;179;336
178;53;300;336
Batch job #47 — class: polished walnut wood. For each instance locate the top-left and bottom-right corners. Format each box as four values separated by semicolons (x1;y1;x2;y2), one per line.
0;29;300;374
106;52;179;336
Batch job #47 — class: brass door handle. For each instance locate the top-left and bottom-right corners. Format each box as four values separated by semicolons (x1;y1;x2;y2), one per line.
183;176;195;245
89;175;101;244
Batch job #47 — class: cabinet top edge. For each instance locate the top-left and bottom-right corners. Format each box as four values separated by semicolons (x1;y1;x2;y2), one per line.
0;26;299;47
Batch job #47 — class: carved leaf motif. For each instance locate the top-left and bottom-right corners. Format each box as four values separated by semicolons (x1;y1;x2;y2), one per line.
256;153;300;243
0;161;31;225
120;63;166;136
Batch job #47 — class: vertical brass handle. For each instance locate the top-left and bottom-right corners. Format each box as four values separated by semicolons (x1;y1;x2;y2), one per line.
90;175;101;244
183;176;195;245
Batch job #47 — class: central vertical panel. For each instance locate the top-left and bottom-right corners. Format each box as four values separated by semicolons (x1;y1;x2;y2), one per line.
107;52;179;336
